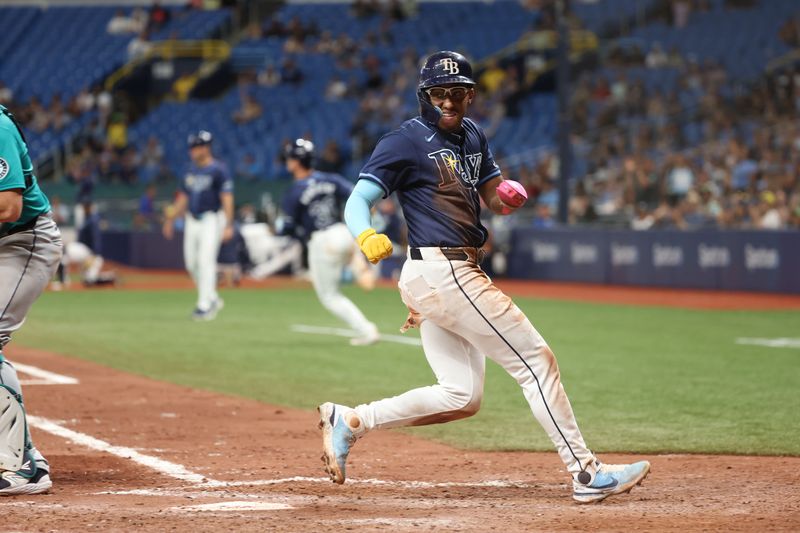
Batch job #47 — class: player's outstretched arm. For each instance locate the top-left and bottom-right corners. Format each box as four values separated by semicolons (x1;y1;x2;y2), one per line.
345;180;392;264
479;176;528;215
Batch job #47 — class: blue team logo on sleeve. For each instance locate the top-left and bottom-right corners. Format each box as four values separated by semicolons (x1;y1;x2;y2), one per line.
0;158;8;180
427;149;482;188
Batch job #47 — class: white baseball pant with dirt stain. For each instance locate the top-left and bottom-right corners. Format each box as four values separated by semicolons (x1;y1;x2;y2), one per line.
352;247;599;479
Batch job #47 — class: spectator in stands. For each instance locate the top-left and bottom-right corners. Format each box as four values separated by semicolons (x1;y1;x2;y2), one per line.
107;8;146;35
671;0;691;28
134;184;159;230
232;92;263;124
631;202;656;230
49;94;71;132
325;75;348;100
236;153;264;182
244;21;263;41
479;59;506;96
568;180;597;224
645;43;669;69
0;82;13;107
148;0;171;32
27;96;49;133
257;63;281;88
665;155;695;205
532;203;556;229
49;196;71;227
316;140;346;174
127;29;154;61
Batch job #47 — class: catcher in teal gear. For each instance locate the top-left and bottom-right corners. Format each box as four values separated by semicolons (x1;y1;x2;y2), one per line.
0;104;62;495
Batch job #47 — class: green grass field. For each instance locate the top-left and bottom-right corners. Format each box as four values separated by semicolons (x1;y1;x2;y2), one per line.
15;286;800;455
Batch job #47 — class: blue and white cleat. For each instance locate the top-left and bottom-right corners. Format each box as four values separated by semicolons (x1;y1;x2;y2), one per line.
318;402;358;484
573;460;650;503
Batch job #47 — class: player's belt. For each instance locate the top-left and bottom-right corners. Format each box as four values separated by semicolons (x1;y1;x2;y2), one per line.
409;247;485;264
0;215;39;239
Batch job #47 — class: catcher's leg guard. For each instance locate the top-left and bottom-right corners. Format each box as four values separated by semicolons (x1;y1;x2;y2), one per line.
0;384;26;473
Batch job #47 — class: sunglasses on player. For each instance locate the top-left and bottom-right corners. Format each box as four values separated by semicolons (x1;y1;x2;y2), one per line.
424;86;472;102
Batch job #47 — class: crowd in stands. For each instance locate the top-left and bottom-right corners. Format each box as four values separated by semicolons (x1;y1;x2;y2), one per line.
10;0;797;234
0;82;113;136
508;61;800;230
505;4;800;231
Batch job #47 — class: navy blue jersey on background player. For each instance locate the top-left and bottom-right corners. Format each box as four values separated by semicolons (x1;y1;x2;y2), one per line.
280;170;354;242
359;117;500;248
181;159;233;217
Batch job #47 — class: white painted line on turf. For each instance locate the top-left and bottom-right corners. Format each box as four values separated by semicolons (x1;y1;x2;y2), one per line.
15;363;79;385
735;337;800;349
292;324;422;346
27;415;219;485
172;501;293;512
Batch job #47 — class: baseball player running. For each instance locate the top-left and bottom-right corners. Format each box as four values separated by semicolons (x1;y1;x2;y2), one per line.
163;131;234;321
317;52;650;503
0;104;61;495
280;139;379;346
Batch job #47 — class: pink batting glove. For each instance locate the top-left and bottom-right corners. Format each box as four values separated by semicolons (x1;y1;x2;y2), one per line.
496;179;528;209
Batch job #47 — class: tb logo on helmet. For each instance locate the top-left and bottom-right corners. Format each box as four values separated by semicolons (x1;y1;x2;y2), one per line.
440;58;460;75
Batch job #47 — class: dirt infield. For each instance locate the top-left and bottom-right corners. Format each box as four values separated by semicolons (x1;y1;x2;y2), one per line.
16;270;799;530
7;346;800;532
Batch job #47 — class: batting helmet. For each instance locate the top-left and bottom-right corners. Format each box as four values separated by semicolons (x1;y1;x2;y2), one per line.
418;51;476;89
187;130;213;148
284;138;315;168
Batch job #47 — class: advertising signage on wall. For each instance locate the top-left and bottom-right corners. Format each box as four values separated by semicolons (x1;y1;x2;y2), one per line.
509;228;798;293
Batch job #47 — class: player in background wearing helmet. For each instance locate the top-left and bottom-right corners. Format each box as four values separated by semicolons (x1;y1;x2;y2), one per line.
163;130;234;321
317;51;650;503
0;104;59;495
280;139;379;346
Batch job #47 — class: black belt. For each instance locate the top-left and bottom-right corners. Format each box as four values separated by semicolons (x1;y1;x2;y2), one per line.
409;247;485;263
0;215;39;239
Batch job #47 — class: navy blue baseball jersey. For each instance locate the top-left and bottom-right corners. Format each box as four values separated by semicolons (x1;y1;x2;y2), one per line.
181;160;233;217
358;117;501;248
281;170;354;240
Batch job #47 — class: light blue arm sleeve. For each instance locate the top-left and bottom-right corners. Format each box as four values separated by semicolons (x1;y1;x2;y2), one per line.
344;179;385;238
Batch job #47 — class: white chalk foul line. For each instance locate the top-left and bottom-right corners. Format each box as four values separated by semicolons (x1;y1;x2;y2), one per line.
27;415;216;485
15;363;79;385
99;477;536;497
173;501;293;512
292;324;422;346
736;337;800;349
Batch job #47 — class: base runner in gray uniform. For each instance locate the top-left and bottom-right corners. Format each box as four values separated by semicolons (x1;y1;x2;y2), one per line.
0;104;61;495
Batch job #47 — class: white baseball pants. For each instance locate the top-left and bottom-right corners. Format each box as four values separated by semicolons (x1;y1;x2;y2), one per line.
183;211;224;312
353;247;597;478
308;223;375;337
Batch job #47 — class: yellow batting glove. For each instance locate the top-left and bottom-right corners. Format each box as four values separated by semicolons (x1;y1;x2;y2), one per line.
357;228;393;264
